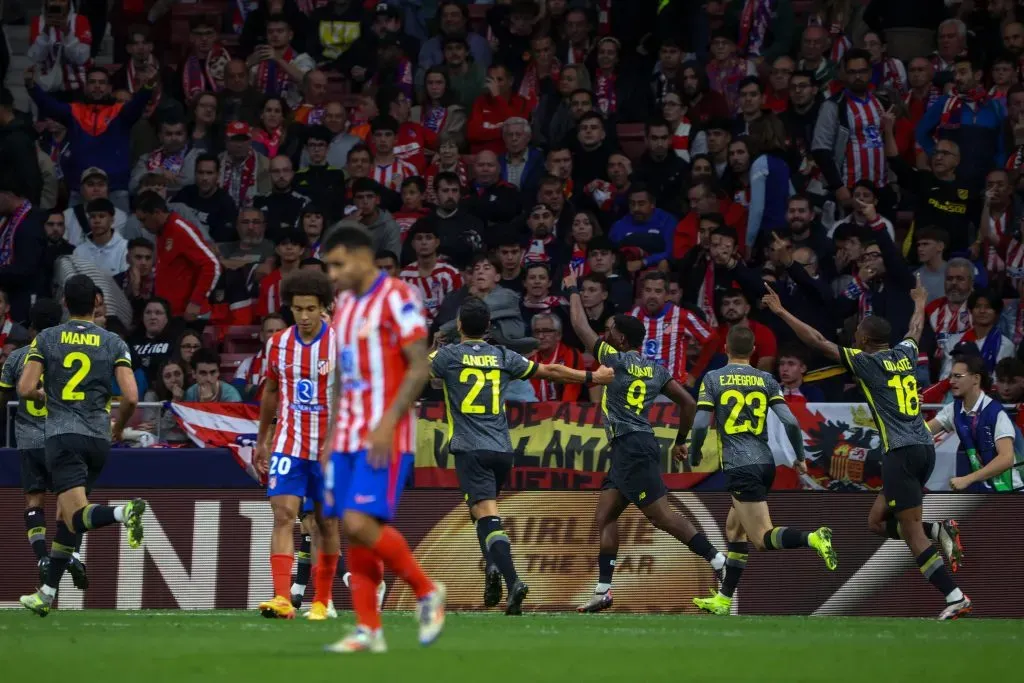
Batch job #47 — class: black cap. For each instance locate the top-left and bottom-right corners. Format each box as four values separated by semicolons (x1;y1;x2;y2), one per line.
711;27;737;43
587;236;616;253
86;197;115;215
374;2;401;19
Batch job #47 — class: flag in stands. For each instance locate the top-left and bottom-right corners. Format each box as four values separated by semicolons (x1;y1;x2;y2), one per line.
169;402;262;482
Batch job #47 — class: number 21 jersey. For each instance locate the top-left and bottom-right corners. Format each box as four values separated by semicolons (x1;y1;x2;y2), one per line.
697;363;784;469
595;340;672;440
839;338;932;453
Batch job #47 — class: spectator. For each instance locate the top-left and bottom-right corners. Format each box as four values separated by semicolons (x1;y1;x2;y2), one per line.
218;121;271;209
186;349;243;402
0;89;43;206
518;33;560;111
417;171;484;266
558;6;595;65
630;270;714;384
219;59;265;128
776;344;825;401
691;288;778;378
467;63;530;154
661;92;697;164
610;184;676;272
173;154;240;244
292;69;329;125
734;77;768;136
565;210;602;276
375;250;400;276
28;0;92;94
189;92;222;155
585;236;633;311
926;257;975;352
917;53;1007;192
414;67;467;146
301;206;326;257
495;233;525;294
562;272;615;349
798;24;837;94
0;179;45;324
706;31;757;115
764;56;795;113
29;66;154;211
344;178;402;259
913;227;949;304
591;36;648;123
650;35;688;108
375;86;435;174
41;209;75;290
440;35;486;112
994;357;1024;404
133;192;221;320
500;117;544;195
63;168;129;247
583;152;632;224
175;329;204;374
240;0;310;56
295;125;345;219
180;16;232;103
521;265;566;328
827;179;896;240
532;65;591;149
131;118;197;195
673;180;748;258
140;358;191;443
220;207;276;260
257;229;308;317
632;119;689;213
680;61;731;128
309;0;364;64
745;114;795;252
399;221;462;322
368;115;419;192
394;177;431;238
904;57;940;130
233;312;288;400
527;311;585;402
862;31;907;94
675;212;723;321
523;204;569;273
931;18;968;77
246;13;314;110
726;0;795;64
780;70;823;189
128;296;175;382
113;237;155;320
252;96;302;161
111;25;177;118
299;101;359;169
423;134;467;205
418;1;492;81
465;151;523;226
570;112;615;190
0;289;29;342
253;156;309;241
74;198;128;278
782;195;833;278
940;290;1015;378
979;168;1021;279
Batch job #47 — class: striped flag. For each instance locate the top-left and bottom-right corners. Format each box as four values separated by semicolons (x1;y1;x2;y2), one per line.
169;402;263;482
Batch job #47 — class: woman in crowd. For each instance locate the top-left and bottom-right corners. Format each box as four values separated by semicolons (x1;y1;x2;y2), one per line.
188;92;222;155
424;133;468;205
251;96;301;161
175;328;204;382
128;298;177;385
566;210;602;277
140;357;191;443
414;68;466;146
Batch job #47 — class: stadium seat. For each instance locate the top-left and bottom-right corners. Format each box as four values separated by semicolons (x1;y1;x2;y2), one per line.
221;325;263;354
219;352;251;379
616;124;646;163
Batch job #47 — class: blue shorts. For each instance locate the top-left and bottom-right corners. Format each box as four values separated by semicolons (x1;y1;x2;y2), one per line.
322;450;414;521
267;454;324;503
301;496;316;516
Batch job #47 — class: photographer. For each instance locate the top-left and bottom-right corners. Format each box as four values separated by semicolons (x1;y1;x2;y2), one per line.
27;0;93;94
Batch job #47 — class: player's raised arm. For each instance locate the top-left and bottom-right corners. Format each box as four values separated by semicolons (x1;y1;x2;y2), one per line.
906;273;928;345
533;363;614;385
563;272;601;355
761;284;840;362
662;378;696;462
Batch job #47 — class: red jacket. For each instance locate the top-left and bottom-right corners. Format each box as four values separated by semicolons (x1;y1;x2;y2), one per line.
155;212;221;317
672;199;748;259
467;93;531;154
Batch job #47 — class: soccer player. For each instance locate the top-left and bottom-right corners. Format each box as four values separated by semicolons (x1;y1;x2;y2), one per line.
763;276;972;620
254;269;338;621
18;275;146;617
564;272;727;614
321;225;446;653
689;326;838;616
0;300;76;587
430;298;614;614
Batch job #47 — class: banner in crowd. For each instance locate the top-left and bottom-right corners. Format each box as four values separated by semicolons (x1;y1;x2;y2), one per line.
169;401;962;491
0;489;1017;616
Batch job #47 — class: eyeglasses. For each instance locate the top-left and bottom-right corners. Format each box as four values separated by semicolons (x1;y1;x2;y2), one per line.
859;252;882;261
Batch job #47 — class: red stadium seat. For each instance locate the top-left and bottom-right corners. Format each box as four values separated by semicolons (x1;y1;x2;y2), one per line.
616;123;646;163
219;352;250;379
221;325;262;354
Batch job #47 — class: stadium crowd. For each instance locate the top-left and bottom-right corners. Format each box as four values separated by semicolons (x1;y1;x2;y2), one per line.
4;0;1024;440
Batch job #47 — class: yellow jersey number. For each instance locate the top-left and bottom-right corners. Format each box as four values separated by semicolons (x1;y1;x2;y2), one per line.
62;352;91;402
25;372;46;417
886;374;920;416
626;379;647;414
459;368;500;414
721;389;767;435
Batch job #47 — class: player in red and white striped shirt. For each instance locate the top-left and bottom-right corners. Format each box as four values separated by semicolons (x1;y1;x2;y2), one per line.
629;271;713;382
370;115;419;192
253;270;336;621
399;222;462;322
321;224;445;653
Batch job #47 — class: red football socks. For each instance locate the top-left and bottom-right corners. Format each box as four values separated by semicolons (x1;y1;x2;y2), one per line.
270;553;293;600
371;525;433;599
348;545;382;630
313;551;339;606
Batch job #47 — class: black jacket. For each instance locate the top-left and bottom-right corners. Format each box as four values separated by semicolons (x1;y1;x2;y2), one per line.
0;116;42;205
172;185;240;244
295;165;346;221
0;205;46;323
402;209;487;268
253;189;310;242
465;181;523;226
631;151;688;216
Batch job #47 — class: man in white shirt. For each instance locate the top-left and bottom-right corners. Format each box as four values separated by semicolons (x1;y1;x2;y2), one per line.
63;167;128;246
73;198;128;277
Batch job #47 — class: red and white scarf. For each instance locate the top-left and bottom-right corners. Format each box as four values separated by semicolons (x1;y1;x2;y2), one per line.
182;45;229;102
698;259;718;328
146;146;187;174
904;86;941;111
519;59;560;108
807;13;850;62
0;319;14;347
595;70;617;115
253;127;283;158
0;200;32;267
985;208;1012;274
221;151;258;207
940;87;988;131
738;0;777;57
256;47;295;96
420;104;448;134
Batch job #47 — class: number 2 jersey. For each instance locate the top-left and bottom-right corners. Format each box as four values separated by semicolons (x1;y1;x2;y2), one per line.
839;338;932;453
265;322;336;459
697;363;785;469
430;340;538;453
0;346;46;449
27;320;133;441
595;340;672;441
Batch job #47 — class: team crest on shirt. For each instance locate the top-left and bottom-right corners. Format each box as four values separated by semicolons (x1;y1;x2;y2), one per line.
165;239;173;251
958;189;969;199
317;359;330;376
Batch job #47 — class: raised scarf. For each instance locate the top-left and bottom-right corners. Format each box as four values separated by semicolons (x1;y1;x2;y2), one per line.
183;45;229;102
253;126;283;158
0;200;32;267
595;70;617;115
221;151;258;207
738;0;777;57
146;146;187;174
256;47;295;96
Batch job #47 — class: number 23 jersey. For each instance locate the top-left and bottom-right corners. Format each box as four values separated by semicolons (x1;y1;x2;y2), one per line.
595;341;672;441
698;363;784;469
27;320;133;441
839;338;932;453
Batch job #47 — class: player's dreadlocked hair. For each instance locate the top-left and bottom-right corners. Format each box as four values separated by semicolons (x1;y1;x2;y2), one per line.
281;268;333;308
613;314;645;350
858;316;892;347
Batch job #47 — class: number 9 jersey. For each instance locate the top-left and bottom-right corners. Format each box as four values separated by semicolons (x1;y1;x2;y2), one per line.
594;340;672;440
697;363;785;470
838;338;933;453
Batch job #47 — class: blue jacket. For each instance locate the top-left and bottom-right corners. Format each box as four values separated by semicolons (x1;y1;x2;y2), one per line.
500;147;545;200
747;152;794;251
916;95;1006;188
29;85;153;193
952;396;1017;492
609;208;677;267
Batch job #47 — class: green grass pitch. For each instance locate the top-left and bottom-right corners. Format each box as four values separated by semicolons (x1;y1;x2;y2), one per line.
0;610;1018;682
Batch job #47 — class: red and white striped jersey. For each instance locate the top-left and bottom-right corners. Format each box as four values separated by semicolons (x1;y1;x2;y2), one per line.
926;297;972;355
399;262;462;322
29;13;93;92
372;158;419;192
628;303;713;381
672;120;692;163
986;210;1011;274
331;275;427;455
266;322;337;460
843;93;887;188
1004;237;1024;290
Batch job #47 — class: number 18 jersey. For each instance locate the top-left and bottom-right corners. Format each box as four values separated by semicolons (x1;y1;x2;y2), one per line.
697;363;784;469
839;338;932;453
430;340;538;453
595;341;672;441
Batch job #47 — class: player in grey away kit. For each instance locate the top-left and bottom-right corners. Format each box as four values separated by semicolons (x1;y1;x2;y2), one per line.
763;274;972;620
0;299;82;588
19;274;147;617
689;326;838;616
563;272;727;614
430;298;614;614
